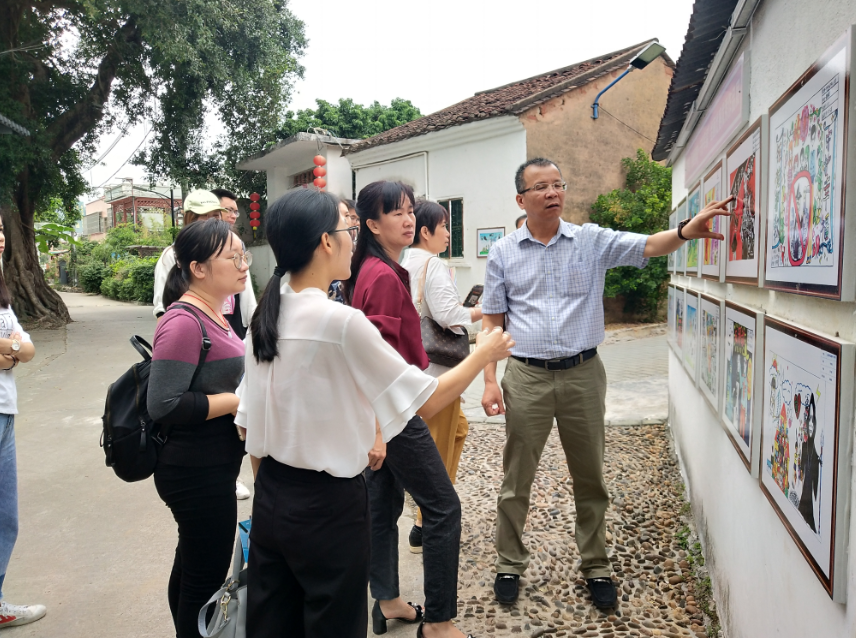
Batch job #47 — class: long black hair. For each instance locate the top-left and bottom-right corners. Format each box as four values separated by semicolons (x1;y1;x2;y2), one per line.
250;188;342;363
344;180;415;303
413;199;449;247
162;220;233;309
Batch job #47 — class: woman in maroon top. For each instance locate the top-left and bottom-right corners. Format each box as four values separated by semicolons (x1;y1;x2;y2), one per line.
346;181;473;638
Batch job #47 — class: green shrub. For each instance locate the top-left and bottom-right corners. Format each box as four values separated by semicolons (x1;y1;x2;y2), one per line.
591;149;672;321
127;257;158;302
79;260;109;293
98;256;159;303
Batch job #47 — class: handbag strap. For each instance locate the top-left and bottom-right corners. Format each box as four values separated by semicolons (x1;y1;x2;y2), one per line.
416;256;435;314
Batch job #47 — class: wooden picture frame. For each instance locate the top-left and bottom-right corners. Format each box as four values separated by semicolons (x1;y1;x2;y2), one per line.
476;227;505;258
759;317;854;601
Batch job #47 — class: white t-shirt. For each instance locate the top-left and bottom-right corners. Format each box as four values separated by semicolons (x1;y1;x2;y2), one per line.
0;306;31;415
235;284;438;478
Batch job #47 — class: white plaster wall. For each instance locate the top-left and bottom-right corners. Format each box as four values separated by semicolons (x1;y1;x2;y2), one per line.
349;116;526;297
668;1;856;636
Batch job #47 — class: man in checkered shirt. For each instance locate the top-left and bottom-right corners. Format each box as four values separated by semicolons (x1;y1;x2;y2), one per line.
482;158;729;609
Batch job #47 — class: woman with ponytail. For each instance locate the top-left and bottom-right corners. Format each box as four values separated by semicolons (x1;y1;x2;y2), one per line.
346;181;479;638
236;188;513;638
147;220;250;638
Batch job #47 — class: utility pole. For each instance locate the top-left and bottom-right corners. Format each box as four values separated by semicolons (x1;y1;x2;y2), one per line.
170;188;175;227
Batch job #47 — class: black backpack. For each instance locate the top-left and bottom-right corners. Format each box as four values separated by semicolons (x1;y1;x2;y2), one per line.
101;304;211;482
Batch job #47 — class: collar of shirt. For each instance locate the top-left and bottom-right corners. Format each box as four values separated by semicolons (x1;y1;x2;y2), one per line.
516;219;576;247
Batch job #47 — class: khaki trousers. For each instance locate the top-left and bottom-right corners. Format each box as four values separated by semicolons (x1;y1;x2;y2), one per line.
416;397;469;525
495;355;610;579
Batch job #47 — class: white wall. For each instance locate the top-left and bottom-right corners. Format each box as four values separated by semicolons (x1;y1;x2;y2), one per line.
348;116;527;297
669;1;856;636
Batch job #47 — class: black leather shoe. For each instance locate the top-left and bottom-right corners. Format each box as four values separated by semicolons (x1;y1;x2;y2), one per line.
409;525;423;554
417;622;476;638
371;599;423;635
493;573;520;604
586;577;618;609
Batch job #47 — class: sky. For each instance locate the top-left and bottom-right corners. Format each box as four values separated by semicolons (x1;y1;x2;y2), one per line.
85;0;695;198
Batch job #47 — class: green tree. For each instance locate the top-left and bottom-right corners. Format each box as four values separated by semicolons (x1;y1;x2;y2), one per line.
590;149;672;321
0;0;305;323
278;98;422;140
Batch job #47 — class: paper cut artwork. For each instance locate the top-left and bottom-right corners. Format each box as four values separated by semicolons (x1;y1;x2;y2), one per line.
725;120;762;284
765;39;847;297
686;187;701;274
699;296;720;409
682;293;698;379
722;305;757;465
702;164;722;279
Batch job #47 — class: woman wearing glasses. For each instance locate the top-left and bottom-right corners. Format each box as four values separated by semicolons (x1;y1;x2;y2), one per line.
147;220;251;638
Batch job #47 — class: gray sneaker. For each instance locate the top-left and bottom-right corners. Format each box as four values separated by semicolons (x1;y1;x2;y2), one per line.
0;600;47;628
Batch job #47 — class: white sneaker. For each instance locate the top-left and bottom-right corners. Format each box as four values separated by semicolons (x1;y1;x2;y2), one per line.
0;600;47;628
236;478;251;500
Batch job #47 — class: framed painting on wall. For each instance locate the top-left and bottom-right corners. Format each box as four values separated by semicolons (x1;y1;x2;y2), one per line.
476;227;505;258
667;286;676;346
676;199;688;274
725;117;764;285
682;291;699;380
702;162;724;281
698;295;721;412
673;286;684;357
760;318;854;601
685;185;701;277
668;210;677;273
764;30;852;300
722;302;764;474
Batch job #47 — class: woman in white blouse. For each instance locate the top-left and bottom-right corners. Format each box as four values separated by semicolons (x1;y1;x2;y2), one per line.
402;200;483;553
235;188;513;638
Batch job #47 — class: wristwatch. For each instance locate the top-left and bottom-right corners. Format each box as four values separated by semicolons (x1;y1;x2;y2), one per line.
677;219;691;241
10;339;20;355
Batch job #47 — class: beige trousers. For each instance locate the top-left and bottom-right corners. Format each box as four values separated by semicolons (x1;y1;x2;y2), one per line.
416;397;469;525
495;355;610;579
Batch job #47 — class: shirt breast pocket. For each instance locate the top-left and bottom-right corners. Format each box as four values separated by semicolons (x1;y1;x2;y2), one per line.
562;262;594;298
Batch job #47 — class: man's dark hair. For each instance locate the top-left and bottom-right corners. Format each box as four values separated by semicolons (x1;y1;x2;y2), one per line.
515;214;527;229
211;188;237;201
344;199;356;211
514;158;562;194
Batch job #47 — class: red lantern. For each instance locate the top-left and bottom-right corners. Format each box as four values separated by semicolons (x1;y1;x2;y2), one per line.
249;202;260;211
249;192;260;202
313;166;327;177
313;177;327;188
249;211;261;220
249;220;261;227
313;155;326;167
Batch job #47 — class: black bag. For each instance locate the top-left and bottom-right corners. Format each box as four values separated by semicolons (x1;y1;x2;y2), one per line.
100;304;211;482
416;257;471;368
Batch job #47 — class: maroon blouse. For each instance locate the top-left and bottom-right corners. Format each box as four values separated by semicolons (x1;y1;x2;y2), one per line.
351;256;429;370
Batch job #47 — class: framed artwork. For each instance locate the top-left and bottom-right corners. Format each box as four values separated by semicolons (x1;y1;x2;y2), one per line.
760;317;854;601
682;291;699;380
698;295;721;411
722;302;764;474
672;286;685;357
685;185;701;277
668;210;677;273
667;286;676;345
702;162;724;281
765;30;851;299
476;227;505;258
676;199;688;274
726;117;764;285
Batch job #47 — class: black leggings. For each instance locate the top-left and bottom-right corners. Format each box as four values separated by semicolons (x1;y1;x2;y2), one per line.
154;459;242;638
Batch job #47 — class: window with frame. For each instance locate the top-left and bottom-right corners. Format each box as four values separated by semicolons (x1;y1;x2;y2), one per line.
438;198;464;259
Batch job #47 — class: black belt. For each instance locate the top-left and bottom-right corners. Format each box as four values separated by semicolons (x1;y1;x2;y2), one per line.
512;348;597;371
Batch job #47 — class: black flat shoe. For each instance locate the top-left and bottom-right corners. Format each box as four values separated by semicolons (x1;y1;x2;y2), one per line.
586;577;618;609
409;524;423;553
372;599;424;635
416;622;476;638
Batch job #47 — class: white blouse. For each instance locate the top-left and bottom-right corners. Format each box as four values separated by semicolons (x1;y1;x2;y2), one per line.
235;285;438;478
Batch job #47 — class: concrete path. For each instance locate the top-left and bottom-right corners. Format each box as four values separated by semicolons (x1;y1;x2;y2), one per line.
2;294;671;638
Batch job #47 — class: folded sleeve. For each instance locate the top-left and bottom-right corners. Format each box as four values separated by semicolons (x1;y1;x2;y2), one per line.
424;259;471;330
585;224;649;270
481;245;508;314
342;311;438;442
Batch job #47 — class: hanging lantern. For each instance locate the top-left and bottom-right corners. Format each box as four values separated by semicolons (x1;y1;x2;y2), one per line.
313;177;327;188
249;219;261;228
249;211;261;220
313;155;326;166
313;166;327;177
249;202;261;211
249;192;260;202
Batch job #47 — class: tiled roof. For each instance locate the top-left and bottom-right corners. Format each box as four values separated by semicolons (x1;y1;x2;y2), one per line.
347;40;670;155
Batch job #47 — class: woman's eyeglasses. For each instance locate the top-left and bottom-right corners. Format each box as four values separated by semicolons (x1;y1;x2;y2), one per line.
218;252;253;269
330;226;359;241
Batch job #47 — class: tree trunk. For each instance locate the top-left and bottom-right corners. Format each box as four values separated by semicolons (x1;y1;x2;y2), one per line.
1;174;72;327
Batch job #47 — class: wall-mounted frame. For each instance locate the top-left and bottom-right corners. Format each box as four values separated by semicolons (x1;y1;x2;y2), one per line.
686;185;702;277
721;301;765;476
671;286;685;357
667;285;676;345
764;28;854;301
476;227;505;258
668;210;677;273
676;199;688;275
682;290;699;381
701;162;725;281
725;116;765;286
698;294;722;413
759;317;854;601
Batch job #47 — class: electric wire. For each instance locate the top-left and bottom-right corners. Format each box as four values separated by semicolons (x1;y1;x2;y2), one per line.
94;126;152;189
599;107;656;144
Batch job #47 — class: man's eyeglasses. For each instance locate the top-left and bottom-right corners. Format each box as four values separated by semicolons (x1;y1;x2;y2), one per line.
223;208;239;217
519;182;568;194
330;226;359;241
219;252;253;269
